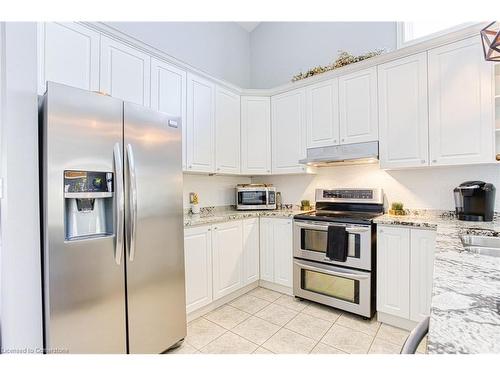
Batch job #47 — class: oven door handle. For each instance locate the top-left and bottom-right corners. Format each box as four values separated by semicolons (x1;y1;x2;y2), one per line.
345;226;370;234
294;221;331;230
294;260;370;281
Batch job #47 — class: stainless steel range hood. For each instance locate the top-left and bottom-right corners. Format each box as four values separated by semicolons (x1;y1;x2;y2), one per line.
299;141;379;167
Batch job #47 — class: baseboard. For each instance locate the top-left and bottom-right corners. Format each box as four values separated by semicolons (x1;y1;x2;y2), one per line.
258;280;293;296
377;311;418;331
187;281;259;322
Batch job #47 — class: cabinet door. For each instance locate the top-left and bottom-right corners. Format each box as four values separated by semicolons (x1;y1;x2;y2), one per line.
150;58;187;170
215;86;241;174
306;79;340;148
378;53;429;169
186;73;216;173
212;221;243;299
410;229;436;322
241;96;271;175
242;218;260;285
377;226;410;319
38;22;100;95
184;226;213;314
100;36;151;106
273;218;293;288
259;218;274;282
428;36;494;166
271;89;307;174
339;67;378;144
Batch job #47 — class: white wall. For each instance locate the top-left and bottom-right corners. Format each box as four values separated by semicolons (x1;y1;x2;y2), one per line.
250;22;397;88
105;22;251;88
0;22;43;352
254;164;500;211
183;174;251;208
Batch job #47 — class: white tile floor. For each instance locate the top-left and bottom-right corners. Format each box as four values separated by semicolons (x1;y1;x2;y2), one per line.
168;287;427;354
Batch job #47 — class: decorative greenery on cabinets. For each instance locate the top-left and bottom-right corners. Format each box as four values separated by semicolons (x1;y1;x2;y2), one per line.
292;50;385;82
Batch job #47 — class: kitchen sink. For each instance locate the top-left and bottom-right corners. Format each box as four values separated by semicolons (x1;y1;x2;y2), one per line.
460;235;500;258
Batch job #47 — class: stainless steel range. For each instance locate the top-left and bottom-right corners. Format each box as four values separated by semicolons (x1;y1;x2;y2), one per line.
293;188;384;318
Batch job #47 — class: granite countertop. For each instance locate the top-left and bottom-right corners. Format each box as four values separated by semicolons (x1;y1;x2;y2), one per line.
374;211;500;354
184;206;312;227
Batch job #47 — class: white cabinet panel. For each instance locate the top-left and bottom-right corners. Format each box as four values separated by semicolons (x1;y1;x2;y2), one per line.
306;79;340;148
273;219;293;288
100;36;151;106
378;53;429;169
241;96;271;174
339;67;378;144
184;226;213;314
150;58;187;169
215;86;241;174
410;229;436;322
271;89;307;174
377;226;410;319
242;218;260;285
259;218;274;282
38;22;100;95
428;36;494;166
186;73;216;172
212;221;244;299
259;217;293;288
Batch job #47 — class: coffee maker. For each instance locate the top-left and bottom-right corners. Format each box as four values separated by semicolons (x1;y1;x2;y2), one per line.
453;181;496;222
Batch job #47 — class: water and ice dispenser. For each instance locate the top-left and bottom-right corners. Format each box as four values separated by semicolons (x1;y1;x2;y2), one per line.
64;170;114;241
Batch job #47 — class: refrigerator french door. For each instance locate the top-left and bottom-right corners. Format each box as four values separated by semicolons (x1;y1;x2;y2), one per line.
40;82;186;354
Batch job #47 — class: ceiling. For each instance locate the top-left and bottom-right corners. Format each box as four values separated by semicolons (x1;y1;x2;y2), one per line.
237;22;261;32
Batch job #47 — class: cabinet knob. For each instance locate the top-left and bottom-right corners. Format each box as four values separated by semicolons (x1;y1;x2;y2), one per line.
341;138;345;142
432;160;437;163
267;169;271;173
216;168;220;171
334;139;338;144
188;165;192;169
421;159;426;164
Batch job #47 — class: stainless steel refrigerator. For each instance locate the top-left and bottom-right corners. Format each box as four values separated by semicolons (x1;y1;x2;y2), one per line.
39;82;186;354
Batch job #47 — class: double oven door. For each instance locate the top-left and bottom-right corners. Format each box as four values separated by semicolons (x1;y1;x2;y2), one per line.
293;219;374;317
293;220;372;270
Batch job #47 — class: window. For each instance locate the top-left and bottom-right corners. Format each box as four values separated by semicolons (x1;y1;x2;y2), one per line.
397;22;475;48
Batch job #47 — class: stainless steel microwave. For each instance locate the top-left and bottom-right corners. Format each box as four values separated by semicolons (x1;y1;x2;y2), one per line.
236;185;276;210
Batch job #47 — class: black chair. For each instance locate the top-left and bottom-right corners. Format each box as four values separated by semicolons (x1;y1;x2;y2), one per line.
400;316;429;354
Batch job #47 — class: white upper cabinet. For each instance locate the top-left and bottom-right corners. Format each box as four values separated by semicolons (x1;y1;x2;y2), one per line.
271;89;307;174
378;52;429;169
215;86;241;174
339;67;378;144
186;73;216;173
38;22;100;95
428;36;494;166
241;96;272;175
150;58;187;169
306;79;340;148
100;36;151;106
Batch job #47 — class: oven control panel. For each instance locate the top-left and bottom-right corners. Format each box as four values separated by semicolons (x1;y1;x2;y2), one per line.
316;188;383;204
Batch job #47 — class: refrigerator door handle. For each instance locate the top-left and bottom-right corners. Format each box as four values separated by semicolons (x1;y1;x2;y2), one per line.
126;143;138;261
113;143;124;265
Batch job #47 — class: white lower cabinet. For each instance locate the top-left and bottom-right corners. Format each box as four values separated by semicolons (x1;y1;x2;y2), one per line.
377;226;410;318
242;218;260;285
184;218;260;314
377;225;436;324
259;217;293;288
409;229;436;322
212;221;244;299
184;225;213;314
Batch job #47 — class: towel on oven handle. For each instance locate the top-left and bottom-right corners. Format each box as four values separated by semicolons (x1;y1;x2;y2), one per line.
326;225;348;262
